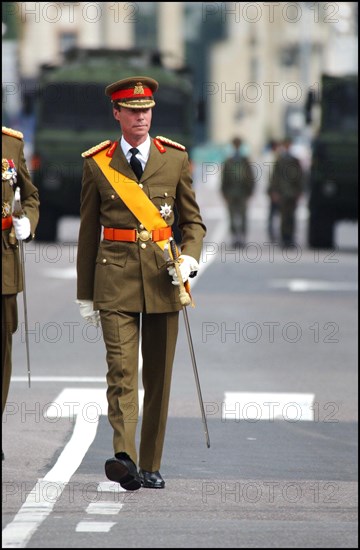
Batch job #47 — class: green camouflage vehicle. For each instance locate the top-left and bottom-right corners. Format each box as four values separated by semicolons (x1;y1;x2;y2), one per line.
31;48;195;241
307;74;358;248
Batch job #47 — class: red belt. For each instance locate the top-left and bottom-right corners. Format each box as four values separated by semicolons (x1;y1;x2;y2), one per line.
103;226;172;243
2;217;12;230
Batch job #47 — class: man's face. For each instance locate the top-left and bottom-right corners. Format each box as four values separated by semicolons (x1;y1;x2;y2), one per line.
114;107;152;143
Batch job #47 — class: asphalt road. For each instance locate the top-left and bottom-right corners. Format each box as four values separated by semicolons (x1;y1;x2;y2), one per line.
2;177;358;548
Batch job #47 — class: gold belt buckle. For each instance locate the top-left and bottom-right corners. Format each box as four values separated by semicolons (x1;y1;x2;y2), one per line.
137;229;151;242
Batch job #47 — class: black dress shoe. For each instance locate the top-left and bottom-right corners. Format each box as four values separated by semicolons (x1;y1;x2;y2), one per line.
105;453;141;491
139;469;165;489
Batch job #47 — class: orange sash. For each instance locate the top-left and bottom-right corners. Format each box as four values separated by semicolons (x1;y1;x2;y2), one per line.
93;149;170;250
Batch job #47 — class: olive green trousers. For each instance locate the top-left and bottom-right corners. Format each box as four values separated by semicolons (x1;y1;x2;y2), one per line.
100;310;179;472
2;294;18;414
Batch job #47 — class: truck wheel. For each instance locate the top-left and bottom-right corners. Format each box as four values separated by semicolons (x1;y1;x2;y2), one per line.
308;214;334;249
35;207;59;242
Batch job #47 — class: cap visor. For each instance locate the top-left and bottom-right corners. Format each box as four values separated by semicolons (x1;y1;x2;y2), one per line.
117;99;155;109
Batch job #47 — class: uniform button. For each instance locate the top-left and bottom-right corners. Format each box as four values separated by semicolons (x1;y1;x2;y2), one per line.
164;192;168;197
139;224;144;230
139;183;143;189
111;194;115;199
102;258;107;263
140;243;146;249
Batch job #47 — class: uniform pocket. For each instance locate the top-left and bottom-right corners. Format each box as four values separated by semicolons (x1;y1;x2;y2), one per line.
94;248;129;305
95;247;128;268
149;187;176;225
154;248;168;270
2;248;21;292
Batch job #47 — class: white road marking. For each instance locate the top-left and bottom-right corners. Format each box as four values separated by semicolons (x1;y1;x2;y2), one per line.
44;388;108;419
2;413;98;548
2;388;144;548
223;392;315;421
43;267;77;279
75;521;116;532
97;481;126;493
85;502;123;514
270;279;357;292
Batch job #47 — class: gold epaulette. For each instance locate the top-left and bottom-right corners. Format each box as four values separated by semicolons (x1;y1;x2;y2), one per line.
81;140;112;158
155;136;186;151
2;126;24;140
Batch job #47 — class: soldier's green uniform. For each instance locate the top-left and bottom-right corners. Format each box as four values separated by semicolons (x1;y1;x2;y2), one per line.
2;127;40;415
77;81;206;476
221;138;255;247
268;143;304;246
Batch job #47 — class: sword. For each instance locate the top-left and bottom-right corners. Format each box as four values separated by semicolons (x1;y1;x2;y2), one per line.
12;187;31;388
166;237;210;448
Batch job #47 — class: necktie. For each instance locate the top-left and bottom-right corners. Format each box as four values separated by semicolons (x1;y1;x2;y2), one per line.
129;147;143;180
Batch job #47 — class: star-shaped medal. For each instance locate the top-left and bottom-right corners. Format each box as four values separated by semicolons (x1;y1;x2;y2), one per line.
159;203;172;219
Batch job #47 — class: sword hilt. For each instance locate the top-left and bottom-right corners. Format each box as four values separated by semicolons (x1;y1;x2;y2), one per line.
9;187;24;246
168;237;191;306
12;186;24;218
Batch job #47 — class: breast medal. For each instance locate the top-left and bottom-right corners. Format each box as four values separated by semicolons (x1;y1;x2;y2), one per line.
2;158;17;186
159;203;172;219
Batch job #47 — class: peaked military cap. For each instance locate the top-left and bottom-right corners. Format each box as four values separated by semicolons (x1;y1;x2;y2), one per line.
105;76;159;109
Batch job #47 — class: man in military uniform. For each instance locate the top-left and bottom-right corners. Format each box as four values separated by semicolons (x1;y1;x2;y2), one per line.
268;137;304;247
76;76;206;489
221;136;255;247
2;127;40;458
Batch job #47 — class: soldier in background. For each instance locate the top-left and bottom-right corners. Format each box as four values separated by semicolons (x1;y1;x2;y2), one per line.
76;76;206;490
265;138;281;242
2;127;40;460
268;137;304;247
221;136;255;247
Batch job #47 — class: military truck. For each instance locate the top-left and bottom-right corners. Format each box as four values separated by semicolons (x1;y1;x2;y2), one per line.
307;74;358;248
31;48;195;241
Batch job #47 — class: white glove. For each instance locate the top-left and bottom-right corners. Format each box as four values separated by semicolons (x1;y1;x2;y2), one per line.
76;299;100;327
167;255;199;286
12;216;31;240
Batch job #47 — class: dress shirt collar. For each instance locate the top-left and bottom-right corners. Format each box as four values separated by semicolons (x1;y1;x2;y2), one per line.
121;135;151;170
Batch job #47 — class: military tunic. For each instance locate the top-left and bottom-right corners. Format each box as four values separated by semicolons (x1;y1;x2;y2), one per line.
2;128;40;413
77;137;206;313
76;136;206;471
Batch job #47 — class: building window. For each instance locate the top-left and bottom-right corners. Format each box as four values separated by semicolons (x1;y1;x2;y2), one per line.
134;4;158;49
59;32;77;54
